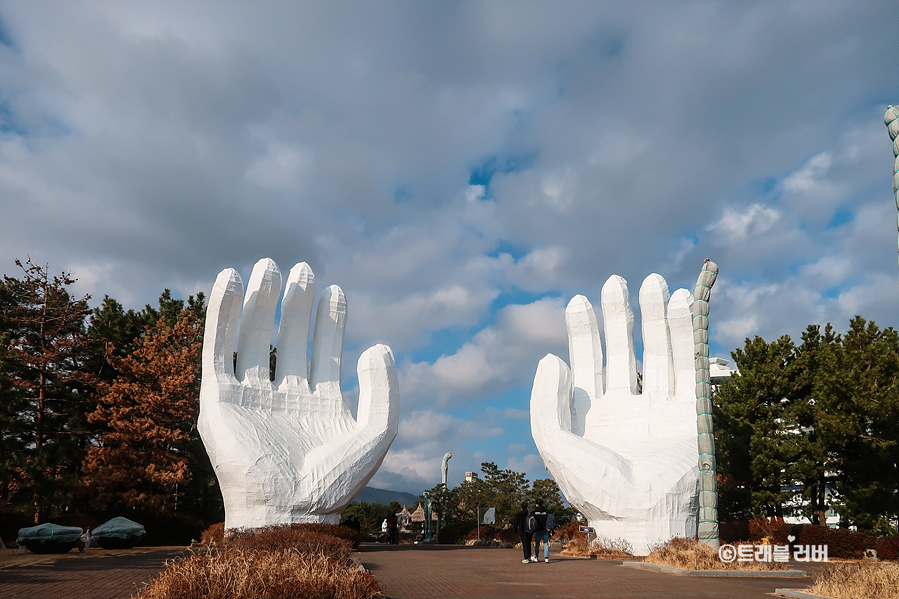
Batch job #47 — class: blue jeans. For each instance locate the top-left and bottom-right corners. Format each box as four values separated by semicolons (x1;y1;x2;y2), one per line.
533;530;550;558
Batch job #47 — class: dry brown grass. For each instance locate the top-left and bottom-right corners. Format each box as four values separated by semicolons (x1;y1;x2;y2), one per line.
644;537;787;571
132;549;383;599
561;535;634;559
805;561;899;599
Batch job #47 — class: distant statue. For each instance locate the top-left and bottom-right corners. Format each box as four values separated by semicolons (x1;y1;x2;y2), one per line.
441;452;452;486
423;492;432;541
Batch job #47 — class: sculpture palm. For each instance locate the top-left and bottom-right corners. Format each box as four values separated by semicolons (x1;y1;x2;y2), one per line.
199;258;399;531
530;274;698;555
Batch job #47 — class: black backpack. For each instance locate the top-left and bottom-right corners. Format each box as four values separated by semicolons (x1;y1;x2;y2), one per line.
525;512;538;533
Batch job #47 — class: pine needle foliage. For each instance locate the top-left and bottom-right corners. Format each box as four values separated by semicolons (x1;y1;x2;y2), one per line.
84;311;202;511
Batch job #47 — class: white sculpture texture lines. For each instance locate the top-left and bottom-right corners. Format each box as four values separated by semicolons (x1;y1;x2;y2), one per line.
530;270;714;555
198;258;399;531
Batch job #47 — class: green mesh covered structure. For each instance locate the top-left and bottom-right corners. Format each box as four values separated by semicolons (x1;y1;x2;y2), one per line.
91;516;146;549
17;523;84;554
884;105;899;279
694;259;719;548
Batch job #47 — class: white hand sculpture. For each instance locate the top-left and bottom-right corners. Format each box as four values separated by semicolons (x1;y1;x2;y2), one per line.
531;274;698;555
198;258;399;531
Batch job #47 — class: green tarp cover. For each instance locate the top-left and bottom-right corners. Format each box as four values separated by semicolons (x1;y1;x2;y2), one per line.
17;523;84;543
92;517;146;539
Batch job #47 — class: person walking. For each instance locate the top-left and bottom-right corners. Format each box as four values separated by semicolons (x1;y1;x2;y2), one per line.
512;501;533;563
532;499;555;563
386;514;398;545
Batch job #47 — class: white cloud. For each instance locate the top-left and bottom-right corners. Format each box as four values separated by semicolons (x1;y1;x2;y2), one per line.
399;297;567;407
707;203;780;240
369;409;507;492
507;454;544;474
799;255;853;287
783;151;833;195
0;1;897;495
244;142;314;191
836;273;897;321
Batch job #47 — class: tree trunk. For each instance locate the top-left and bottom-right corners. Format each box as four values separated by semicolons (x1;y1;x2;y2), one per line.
815;475;827;526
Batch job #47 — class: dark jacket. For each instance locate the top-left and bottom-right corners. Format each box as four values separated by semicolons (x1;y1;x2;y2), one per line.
513;509;530;535
532;507;549;532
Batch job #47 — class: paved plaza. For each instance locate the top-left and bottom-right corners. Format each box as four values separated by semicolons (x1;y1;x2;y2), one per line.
0;547;183;599
0;544;819;599
360;544;817;599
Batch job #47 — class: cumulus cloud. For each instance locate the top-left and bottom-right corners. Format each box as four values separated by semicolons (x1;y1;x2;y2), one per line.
369;408;507;492
244;142;314;191
707;204;780;240
399;297;567;407
0;1;896;493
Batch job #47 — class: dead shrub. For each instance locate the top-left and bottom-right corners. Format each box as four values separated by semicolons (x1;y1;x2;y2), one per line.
645;537;786;571
291;524;362;550
748;517;789;542
200;522;224;546
797;526;877;560
465;526;497;541
463;526;518;545
563;534;634;559
227;526;353;560
553;522;582;543
876;535;899;561
132;549;383;599
807;561;899;599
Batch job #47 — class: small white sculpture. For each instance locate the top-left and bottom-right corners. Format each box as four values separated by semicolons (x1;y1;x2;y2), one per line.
199;258;399;531
530;273;701;555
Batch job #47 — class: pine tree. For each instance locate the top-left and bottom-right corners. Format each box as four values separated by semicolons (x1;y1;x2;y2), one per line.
83;310;203;511
527;478;576;524
782;324;839;526
0;311;27;504
813;317;899;533
0;259;96;522
713;335;797;519
715;318;899;532
479;461;530;526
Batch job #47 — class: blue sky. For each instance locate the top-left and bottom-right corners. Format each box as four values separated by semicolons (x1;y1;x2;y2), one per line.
0;1;897;494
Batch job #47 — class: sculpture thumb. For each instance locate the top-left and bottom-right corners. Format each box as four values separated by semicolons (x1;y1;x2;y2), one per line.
530;353;633;508
356;344;399;439
530;354;574;445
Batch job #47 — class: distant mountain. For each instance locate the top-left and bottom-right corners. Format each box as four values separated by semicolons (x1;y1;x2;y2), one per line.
354;486;420;507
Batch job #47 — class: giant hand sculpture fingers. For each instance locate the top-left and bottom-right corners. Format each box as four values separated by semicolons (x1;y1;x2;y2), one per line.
199;258;398;530
531;271;705;554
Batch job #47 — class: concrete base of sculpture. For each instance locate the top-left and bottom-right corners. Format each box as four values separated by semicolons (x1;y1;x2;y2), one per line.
530;273;703;555
199;258;399;531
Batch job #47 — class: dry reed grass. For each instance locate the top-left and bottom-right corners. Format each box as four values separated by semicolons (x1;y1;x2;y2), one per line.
644;537;787;571
132;549;383;599
805;561;899;599
562;534;634;559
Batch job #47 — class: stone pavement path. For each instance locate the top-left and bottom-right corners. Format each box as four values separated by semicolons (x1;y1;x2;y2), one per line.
0;544;818;599
359;544;814;599
0;547;183;599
